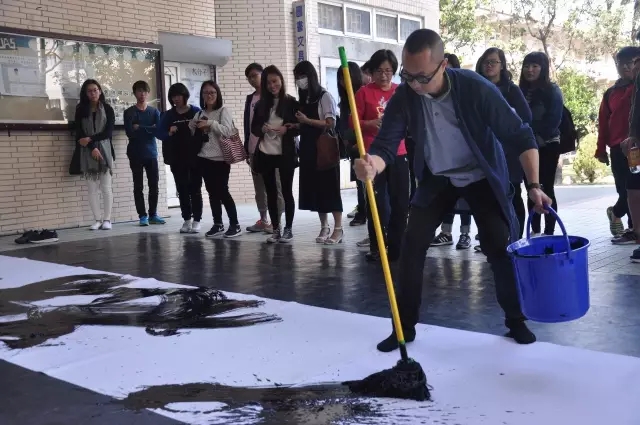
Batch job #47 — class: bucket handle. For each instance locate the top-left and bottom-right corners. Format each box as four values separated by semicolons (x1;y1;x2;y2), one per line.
526;205;572;258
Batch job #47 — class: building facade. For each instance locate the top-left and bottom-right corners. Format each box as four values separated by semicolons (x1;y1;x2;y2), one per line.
0;0;438;235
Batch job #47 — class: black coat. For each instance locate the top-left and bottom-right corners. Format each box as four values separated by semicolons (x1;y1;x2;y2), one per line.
251;94;300;169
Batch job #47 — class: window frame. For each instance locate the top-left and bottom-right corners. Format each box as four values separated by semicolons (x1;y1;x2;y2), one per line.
343;3;374;39
398;15;423;41
317;1;346;36
373;11;400;43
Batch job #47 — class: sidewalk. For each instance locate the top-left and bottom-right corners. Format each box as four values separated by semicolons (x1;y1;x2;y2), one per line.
1;188;635;275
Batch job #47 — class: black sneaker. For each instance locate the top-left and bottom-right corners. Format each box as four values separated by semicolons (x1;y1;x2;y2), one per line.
224;225;242;238
365;250;381;262
630;247;640;262
349;215;366;226
376;327;416;352
15;230;39;244
280;227;293;243
267;227;281;244
473;244;483;253
30;229;59;243
505;320;536;344
431;232;453;246
612;229;637;245
456;233;471;249
205;224;225;238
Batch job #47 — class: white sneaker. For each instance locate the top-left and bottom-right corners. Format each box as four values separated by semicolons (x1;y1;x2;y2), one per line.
100;220;112;230
180;220;192;233
190;221;201;233
89;221;102;230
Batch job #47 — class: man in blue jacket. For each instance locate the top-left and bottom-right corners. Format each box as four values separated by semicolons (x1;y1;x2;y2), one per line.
354;29;552;352
124;80;164;226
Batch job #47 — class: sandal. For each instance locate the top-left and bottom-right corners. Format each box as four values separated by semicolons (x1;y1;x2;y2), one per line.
316;226;330;243
325;227;344;245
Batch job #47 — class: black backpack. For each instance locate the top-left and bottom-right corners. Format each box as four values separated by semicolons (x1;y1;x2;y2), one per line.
559;105;579;154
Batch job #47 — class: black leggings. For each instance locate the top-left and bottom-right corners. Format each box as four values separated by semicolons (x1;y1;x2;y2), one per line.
198;157;238;226
526;143;560;234
260;154;296;229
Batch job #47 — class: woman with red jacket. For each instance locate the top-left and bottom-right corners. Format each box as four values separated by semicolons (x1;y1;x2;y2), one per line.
353;49;410;262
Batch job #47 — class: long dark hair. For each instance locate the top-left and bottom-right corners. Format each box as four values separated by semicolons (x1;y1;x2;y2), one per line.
199;80;223;110
519;52;551;90
258;65;287;118
78;79;105;118
337;62;363;108
444;53;460;69
475;47;512;83
293;60;323;104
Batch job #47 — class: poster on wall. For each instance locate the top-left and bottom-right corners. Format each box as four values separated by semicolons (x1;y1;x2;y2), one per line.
179;63;211;108
0;30;161;126
292;0;308;64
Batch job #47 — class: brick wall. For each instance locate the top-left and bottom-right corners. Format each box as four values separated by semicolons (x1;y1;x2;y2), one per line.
0;0;223;235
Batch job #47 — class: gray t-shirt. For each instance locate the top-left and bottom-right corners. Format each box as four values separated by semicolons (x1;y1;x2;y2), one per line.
421;87;485;187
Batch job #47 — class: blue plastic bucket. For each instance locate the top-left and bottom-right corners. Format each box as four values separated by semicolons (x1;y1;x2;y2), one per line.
506;206;590;323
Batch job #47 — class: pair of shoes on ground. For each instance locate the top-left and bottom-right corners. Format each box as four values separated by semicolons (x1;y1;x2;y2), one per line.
375;320;536;353
15;229;59;244
139;215;166;226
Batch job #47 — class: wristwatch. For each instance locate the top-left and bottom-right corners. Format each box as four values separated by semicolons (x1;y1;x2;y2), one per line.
526;182;543;191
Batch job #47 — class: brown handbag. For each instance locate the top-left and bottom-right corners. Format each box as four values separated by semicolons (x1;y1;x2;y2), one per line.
316;129;340;171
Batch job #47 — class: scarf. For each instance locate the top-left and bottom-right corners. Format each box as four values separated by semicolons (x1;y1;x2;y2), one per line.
80;103;114;180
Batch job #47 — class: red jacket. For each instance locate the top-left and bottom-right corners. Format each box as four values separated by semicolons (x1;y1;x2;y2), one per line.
596;80;634;156
352;83;407;155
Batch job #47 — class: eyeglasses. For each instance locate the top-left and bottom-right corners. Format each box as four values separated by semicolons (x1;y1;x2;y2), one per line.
203;91;217;96
483;60;501;67
399;60;444;85
374;68;394;76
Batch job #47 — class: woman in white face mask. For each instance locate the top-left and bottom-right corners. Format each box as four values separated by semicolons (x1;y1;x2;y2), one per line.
291;60;343;244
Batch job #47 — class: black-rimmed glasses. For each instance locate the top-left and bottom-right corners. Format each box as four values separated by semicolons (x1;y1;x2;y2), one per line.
399;60;444;85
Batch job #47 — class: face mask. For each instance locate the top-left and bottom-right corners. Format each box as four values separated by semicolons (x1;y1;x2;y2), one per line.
296;77;309;90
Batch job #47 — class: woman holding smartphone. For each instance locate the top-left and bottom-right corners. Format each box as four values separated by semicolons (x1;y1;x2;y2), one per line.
189;80;242;238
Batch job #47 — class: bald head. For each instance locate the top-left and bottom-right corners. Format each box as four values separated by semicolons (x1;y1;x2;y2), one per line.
404;29;445;63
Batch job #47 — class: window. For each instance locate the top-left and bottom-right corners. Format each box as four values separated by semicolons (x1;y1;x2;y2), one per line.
346;7;371;36
400;18;421;40
318;3;343;32
375;14;397;40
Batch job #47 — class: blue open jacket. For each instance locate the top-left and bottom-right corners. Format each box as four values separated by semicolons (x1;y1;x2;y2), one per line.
368;68;537;242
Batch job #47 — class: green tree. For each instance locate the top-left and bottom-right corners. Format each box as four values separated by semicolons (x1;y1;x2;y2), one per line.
556;68;598;138
440;0;491;51
572;134;608;183
585;0;635;62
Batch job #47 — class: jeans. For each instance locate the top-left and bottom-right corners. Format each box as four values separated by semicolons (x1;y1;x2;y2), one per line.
441;212;472;234
171;164;203;222
87;171;113;221
366;155;410;258
611;145;633;228
396;178;525;330
130;157;159;218
198;157;238;226
526;143;560;234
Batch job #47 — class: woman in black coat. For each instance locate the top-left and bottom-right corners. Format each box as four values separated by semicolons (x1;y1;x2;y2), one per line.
251;65;300;244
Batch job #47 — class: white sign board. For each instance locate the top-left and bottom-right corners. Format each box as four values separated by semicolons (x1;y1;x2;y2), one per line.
293;0;308;64
178;63;211;108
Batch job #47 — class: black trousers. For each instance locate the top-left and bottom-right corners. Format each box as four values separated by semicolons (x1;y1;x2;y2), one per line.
349;150;367;219
130;157;159;218
198;157;238;226
405;137;417;201
526;143;560;234
367;155;410;258
611;145;633;228
512;182;526;238
396;178;524;330
259;153;296;229
171;163;203;222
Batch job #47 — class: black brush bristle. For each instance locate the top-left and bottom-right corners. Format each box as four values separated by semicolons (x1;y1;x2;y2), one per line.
342;359;431;401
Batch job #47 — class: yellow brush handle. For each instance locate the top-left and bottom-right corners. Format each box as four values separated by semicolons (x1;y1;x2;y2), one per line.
339;50;406;345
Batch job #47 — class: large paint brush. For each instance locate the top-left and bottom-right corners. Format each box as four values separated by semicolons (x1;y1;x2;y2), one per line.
337;46;431;402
